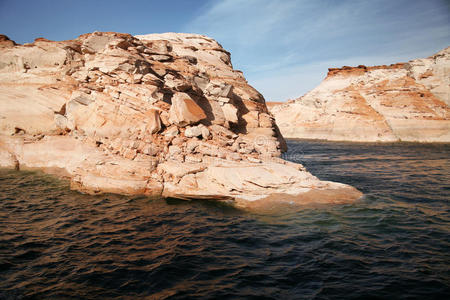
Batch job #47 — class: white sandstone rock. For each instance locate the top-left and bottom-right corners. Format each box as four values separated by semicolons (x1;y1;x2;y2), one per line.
270;48;450;142
0;31;361;207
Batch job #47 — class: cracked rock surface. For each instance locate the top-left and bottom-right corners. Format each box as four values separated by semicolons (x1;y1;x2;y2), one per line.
0;32;361;207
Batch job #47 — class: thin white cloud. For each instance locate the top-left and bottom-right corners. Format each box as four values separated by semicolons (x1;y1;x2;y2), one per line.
250;50;445;102
184;0;450;101
187;0;299;47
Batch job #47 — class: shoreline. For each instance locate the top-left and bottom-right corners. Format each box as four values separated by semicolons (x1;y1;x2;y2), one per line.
285;137;450;145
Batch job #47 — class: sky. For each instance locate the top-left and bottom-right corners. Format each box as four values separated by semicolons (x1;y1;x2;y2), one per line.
0;0;449;101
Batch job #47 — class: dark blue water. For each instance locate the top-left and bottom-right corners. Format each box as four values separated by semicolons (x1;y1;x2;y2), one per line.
0;140;449;299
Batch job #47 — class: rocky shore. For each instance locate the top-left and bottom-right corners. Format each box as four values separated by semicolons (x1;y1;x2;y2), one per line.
0;32;361;207
270;48;450;142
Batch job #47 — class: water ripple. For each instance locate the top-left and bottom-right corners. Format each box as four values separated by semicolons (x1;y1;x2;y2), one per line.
0;141;449;299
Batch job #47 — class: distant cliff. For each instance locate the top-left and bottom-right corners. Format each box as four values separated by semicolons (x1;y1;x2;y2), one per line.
269;47;450;142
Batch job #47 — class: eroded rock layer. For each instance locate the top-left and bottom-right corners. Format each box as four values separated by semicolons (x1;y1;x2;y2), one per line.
0;32;361;206
270;48;450;142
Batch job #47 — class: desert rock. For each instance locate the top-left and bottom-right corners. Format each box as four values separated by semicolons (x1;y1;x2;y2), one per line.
0;31;361;206
168;92;206;126
270;47;450;142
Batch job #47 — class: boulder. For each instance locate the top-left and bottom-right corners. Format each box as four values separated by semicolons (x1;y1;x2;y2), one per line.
164;125;179;137
169;92;207;126
164;74;191;91
146;109;162;134
222;103;238;124
204;81;233;98
185;125;203;138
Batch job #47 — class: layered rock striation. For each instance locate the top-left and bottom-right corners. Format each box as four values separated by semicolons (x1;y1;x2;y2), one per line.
270;48;450;142
0;32;361;206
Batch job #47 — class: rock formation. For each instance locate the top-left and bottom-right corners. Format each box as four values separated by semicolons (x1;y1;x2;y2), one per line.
0;32;361;207
270;48;450;142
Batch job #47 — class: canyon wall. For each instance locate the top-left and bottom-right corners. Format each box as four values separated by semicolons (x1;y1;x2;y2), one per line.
0;32;361;207
270;48;450;142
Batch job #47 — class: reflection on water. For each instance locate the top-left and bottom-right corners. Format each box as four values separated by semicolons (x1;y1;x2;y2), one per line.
0;140;449;299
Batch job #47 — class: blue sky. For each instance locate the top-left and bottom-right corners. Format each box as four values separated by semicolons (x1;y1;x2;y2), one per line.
1;0;449;101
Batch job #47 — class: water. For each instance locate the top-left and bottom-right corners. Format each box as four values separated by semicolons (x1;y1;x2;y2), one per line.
0;140;449;299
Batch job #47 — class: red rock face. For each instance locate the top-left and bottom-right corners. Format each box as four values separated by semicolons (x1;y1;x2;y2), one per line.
0;35;16;48
270;47;450;142
327;63;405;77
0;31;361;205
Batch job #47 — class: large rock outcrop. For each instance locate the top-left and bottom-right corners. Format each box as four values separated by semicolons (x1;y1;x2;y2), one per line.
270;48;450;142
0;32;361;207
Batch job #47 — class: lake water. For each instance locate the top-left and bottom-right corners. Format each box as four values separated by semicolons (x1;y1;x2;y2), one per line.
0;140;449;299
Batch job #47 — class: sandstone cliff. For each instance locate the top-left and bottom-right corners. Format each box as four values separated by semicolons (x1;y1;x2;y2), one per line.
270;48;450;142
0;32;360;207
